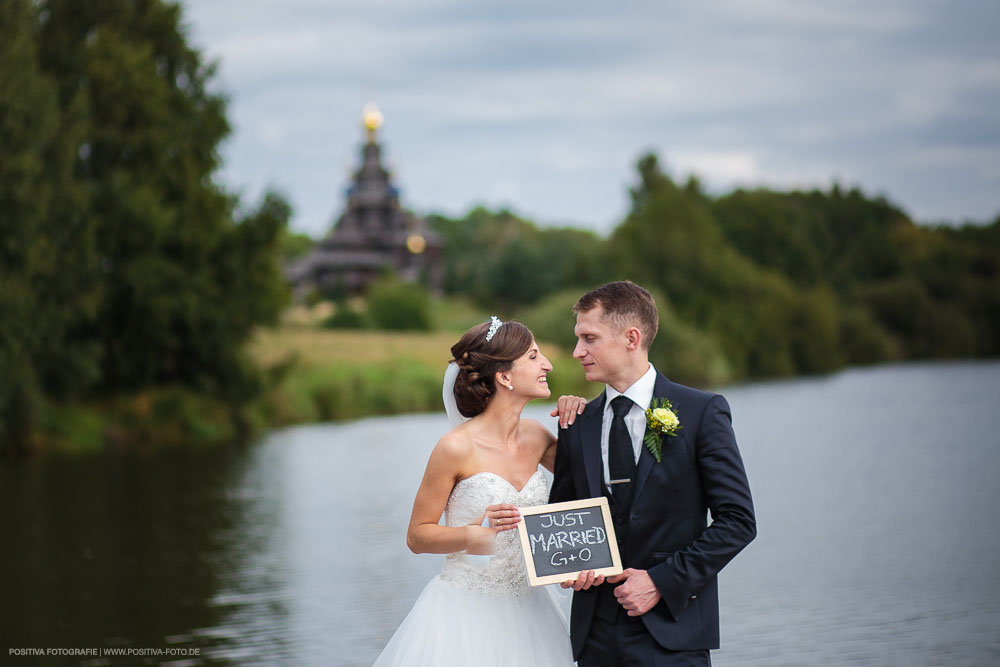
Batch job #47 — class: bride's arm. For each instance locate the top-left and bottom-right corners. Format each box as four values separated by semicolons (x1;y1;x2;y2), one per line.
405;434;510;555
533;421;558;473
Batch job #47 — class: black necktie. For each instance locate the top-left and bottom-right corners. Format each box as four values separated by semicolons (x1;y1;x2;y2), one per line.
608;395;635;516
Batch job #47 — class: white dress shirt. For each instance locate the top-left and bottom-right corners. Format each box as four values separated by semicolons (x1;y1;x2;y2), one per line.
600;364;657;487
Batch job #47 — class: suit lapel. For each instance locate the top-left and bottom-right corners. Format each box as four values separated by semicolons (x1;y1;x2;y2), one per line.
578;391;606;499
632;372;673;502
633;441;656;502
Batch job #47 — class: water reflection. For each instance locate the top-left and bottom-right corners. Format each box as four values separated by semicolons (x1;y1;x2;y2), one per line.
2;361;999;666
1;445;271;664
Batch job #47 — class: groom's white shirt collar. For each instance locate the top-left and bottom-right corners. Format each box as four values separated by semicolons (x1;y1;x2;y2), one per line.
599;364;657;480
604;363;657;413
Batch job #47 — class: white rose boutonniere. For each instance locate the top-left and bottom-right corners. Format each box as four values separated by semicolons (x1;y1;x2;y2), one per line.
643;397;682;462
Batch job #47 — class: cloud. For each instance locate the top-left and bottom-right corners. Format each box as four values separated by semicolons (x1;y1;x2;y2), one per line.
183;0;1000;235
719;0;922;31
670;150;763;183
903;144;1000;180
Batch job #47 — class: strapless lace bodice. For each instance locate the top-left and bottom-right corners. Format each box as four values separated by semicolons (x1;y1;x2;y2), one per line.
440;470;547;598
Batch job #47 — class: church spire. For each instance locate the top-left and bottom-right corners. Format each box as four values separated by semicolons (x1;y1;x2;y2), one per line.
284;102;441;298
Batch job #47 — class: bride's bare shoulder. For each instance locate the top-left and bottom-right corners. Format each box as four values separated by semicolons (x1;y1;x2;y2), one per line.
520;418;556;447
431;426;475;464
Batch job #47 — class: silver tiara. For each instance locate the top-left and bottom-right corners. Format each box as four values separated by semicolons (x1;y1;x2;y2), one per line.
485;315;504;342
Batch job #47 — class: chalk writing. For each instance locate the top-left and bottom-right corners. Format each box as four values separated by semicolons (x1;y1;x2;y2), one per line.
516;497;622;586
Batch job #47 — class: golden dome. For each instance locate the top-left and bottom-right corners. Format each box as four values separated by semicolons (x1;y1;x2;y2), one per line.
363;103;383;131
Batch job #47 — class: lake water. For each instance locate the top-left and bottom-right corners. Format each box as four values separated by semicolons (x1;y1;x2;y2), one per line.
2;360;999;665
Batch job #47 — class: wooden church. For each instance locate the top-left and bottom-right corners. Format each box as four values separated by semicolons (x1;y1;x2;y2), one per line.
286;105;441;298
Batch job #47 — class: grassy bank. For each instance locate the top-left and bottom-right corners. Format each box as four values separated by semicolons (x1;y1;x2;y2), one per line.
35;388;247;454
251;326;600;426
27;301;599;455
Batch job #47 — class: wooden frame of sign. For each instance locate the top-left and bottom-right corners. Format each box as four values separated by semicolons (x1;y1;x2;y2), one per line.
516;497;623;587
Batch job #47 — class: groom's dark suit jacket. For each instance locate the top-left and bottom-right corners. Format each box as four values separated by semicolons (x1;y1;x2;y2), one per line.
549;370;756;658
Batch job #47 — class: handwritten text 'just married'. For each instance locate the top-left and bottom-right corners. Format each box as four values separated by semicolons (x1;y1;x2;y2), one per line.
528;511;608;555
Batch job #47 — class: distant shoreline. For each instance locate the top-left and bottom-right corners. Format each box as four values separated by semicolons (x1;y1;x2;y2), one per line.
23;332;997;456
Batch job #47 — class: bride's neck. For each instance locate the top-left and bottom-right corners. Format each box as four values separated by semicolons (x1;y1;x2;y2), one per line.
478;395;526;446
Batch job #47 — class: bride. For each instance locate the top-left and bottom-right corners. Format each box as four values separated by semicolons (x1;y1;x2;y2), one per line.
372;316;575;666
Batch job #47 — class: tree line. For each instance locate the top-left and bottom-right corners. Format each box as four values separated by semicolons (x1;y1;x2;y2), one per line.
1;0;290;454
429;155;999;387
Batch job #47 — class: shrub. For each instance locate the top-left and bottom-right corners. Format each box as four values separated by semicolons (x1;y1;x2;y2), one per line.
367;277;432;330
323;299;368;329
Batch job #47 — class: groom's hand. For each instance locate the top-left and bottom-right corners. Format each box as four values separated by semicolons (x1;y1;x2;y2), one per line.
550;395;587;429
607;568;662;616
560;570;605;591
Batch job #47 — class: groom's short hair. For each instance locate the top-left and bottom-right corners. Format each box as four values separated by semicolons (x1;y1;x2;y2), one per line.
574;281;658;349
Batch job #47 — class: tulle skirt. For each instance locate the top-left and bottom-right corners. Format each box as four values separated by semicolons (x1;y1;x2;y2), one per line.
372;574;574;666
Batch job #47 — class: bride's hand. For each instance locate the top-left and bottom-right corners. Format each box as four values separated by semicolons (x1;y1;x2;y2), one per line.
550;395;587;429
465;504;521;555
484;503;521;532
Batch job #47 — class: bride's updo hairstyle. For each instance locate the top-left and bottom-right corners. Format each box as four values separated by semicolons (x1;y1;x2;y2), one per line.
449;319;533;418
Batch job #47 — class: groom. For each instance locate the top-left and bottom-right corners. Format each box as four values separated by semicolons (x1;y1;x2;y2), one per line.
549;281;756;666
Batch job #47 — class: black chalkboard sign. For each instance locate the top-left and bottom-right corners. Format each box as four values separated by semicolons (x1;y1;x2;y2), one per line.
516;497;623;586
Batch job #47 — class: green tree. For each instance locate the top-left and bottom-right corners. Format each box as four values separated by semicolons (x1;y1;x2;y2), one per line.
39;0;288;395
712;189;827;285
0;0;54;451
280;228;315;262
429;207;610;309
714;179;1000;362
609;154;846;378
1;0;290;453
0;0;97;453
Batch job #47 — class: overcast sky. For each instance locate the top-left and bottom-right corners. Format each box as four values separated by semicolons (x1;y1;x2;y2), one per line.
181;0;1000;237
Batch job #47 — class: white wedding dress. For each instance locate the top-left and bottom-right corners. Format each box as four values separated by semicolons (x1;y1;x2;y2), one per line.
372;469;574;666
